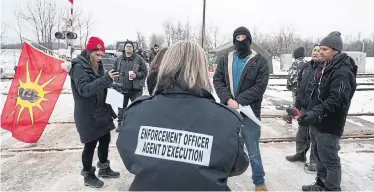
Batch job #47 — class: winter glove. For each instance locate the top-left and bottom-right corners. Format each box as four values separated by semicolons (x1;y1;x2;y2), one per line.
286;84;291;91
297;111;317;126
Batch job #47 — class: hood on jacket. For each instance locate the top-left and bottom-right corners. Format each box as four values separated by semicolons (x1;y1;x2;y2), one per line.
67;50;94;75
329;52;358;76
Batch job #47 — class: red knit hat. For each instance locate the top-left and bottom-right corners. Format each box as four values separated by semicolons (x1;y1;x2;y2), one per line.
86;36;105;52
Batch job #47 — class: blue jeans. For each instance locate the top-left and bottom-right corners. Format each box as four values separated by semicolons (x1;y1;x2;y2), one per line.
241;116;265;186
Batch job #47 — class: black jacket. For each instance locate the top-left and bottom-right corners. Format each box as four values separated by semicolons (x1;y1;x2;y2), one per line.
116;87;249;191
213;52;269;118
112;53;148;93
69;51;116;143
309;53;357;137
295;60;321;109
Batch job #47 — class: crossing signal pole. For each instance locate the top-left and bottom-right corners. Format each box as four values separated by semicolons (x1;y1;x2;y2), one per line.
54;0;76;58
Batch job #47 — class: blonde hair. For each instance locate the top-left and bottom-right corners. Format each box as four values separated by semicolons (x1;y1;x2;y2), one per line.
154;41;212;95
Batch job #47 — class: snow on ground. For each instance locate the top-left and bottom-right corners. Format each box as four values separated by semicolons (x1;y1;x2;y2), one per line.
366;57;374;73
359;116;374;123
1;140;373;191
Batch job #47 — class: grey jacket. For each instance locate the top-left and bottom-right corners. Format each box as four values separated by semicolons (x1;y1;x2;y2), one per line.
113;53;148;93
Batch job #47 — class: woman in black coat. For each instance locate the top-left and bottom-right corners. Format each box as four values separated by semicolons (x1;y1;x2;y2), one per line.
146;47;168;95
117;41;249;191
69;36;120;188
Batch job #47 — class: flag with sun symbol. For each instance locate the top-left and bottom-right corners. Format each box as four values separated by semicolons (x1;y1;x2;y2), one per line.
1;42;68;143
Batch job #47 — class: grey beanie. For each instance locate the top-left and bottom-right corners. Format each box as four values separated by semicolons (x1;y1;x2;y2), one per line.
319;31;343;52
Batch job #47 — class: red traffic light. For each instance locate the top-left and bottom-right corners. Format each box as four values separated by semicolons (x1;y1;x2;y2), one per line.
55;32;65;39
66;32;78;39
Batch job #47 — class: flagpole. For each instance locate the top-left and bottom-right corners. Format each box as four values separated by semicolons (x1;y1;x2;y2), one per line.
22;37;71;62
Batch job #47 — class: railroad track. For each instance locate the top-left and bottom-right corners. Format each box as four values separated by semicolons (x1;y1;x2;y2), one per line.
1;134;373;153
270;74;374;79
268;87;374;91
43;113;374;124
268;83;374;86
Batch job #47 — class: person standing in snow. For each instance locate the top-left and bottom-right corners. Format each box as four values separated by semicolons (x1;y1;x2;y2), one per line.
213;26;269;191
285;45;322;171
146;47;168;95
148;44;159;63
283;46;308;124
117;41;249;191
298;31;357;191
69;36;121;188
112;40;148;131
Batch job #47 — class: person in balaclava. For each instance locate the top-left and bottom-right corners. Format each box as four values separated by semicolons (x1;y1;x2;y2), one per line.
213;26;269;192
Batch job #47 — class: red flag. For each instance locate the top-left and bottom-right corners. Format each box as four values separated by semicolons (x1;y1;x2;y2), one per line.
1;42;68;143
68;0;73;4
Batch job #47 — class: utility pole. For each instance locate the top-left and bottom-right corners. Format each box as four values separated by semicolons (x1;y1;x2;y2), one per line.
201;0;206;48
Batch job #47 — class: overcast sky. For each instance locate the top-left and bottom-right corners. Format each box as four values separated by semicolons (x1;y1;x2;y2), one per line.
1;0;374;46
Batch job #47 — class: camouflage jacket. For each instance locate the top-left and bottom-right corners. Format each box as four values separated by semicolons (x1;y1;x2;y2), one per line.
287;58;307;92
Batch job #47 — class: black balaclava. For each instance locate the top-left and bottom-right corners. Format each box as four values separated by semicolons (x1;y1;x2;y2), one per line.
233;26;252;59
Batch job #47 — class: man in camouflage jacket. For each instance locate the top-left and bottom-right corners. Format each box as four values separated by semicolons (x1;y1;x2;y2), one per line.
287;46;308;104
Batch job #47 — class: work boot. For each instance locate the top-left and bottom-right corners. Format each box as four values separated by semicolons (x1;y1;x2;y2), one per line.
286;154;306;162
81;166;104;188
97;160;120;178
282;114;292;124
307;163;317;171
302;177;325;191
255;185;268;191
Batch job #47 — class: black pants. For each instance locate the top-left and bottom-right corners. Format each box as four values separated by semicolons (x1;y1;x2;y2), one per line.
118;91;143;125
310;126;341;191
295;108;315;162
82;133;111;171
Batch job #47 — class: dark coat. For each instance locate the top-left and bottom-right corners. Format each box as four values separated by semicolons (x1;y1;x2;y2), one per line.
295;60;321;109
116;87;249;191
213;52;269;118
308;53;357;137
69;51;116;143
112;53;148;93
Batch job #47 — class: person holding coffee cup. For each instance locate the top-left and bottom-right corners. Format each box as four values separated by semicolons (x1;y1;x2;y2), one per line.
112;40;148;131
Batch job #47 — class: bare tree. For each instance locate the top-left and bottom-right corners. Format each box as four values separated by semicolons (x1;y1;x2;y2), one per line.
4;10;24;44
163;20;173;46
210;25;219;49
84;13;93;47
1;23;6;55
137;32;148;50
149;33;165;48
185;21;191;41
17;0;58;49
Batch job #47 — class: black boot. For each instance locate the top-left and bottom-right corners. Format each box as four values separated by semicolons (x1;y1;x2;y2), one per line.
282;114;292;124
302;177;325;191
81;166;104;188
97;160;120;178
286;154;306;162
